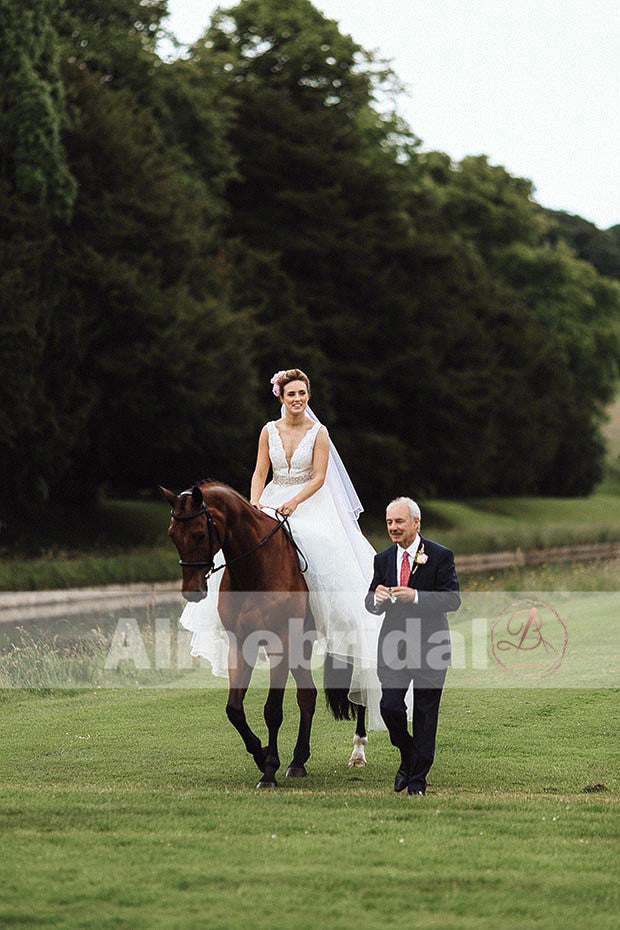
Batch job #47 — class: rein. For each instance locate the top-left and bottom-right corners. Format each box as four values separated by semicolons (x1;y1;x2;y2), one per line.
171;495;308;579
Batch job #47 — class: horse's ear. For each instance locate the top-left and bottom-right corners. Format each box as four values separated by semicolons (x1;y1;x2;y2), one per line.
191;484;203;506
159;486;177;507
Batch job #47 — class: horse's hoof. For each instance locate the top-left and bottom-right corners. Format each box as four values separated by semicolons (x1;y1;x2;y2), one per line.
285;765;307;778
256;778;278;789
348;754;367;768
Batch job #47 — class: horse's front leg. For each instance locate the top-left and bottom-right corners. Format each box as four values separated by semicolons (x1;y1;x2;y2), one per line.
257;655;289;789
286;629;316;777
225;644;267;775
286;663;317;778
348;703;368;767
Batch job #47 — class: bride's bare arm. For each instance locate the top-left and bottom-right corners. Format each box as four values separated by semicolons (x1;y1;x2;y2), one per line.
278;428;329;515
250;426;270;506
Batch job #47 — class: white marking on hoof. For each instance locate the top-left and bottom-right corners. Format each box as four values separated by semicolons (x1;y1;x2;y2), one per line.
348;733;368;767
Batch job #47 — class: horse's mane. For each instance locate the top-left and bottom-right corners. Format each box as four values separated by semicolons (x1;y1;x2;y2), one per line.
191;478;245;500
190;479;278;524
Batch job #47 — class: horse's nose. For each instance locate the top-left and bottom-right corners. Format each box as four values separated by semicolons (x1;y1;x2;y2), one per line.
183;589;207;602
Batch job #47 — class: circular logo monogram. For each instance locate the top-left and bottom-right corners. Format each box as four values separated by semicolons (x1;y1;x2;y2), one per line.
490;599;568;680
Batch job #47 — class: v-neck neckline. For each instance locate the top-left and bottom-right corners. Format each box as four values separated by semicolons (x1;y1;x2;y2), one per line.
273;421;317;472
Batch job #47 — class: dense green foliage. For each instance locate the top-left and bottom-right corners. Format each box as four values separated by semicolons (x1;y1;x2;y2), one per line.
0;0;78;504
543;208;620;281
2;0;619;518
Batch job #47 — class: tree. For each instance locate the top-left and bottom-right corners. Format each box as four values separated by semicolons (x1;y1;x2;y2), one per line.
0;0;77;506
52;16;260;499
542;209;620;281
194;0;620;499
188;0;426;501
2;0;618;512
399;154;620;495
1;0;260;510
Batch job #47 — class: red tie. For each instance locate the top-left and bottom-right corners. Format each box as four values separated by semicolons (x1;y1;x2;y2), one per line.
400;551;411;587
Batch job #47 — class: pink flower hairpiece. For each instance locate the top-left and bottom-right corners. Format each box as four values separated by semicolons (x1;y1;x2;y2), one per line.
270;370;287;397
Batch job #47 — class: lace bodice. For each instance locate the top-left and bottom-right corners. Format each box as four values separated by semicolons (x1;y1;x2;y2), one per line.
266;420;321;481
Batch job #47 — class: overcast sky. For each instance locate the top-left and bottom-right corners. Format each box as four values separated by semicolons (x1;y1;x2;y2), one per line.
163;0;619;230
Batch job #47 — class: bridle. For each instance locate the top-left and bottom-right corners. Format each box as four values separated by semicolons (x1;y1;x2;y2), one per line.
170;491;308;581
171;496;223;574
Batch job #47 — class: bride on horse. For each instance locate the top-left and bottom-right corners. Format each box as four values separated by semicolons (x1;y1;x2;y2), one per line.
178;367;383;754
252;369;381;725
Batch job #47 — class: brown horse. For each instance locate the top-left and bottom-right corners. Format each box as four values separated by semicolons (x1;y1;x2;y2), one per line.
161;479;366;787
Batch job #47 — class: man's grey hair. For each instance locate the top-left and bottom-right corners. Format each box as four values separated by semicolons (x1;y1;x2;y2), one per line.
387;497;421;523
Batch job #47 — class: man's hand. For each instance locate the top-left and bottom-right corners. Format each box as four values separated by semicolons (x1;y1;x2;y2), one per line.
391;586;417;603
374;585;392;604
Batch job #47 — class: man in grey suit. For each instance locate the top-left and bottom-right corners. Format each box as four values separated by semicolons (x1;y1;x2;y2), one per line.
365;497;460;795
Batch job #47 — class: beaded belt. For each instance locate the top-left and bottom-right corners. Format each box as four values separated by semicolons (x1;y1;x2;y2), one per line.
273;472;312;486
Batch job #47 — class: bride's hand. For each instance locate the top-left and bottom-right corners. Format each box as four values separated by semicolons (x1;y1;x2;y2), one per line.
278;499;298;517
250;499;262;509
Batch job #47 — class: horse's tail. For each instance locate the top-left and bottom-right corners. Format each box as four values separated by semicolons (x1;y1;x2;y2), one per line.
323;652;356;721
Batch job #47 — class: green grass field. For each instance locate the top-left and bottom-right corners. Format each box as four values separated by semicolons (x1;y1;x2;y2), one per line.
0;546;178;592
1;684;617;930
364;493;620;554
461;556;620;591
1;557;619;930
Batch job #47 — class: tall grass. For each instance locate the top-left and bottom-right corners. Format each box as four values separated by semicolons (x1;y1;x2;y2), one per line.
0;622;182;690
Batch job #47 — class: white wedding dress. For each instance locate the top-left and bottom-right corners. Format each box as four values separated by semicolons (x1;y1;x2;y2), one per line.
178;419;384;728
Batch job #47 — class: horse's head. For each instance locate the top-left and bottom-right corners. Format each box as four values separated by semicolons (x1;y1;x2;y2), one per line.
160;482;223;602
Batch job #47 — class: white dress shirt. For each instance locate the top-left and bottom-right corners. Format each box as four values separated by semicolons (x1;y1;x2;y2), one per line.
395;535;420;604
396;535;421;587
375;535;421;606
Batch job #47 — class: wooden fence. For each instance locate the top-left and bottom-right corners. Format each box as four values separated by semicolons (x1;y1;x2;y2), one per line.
457;540;620;573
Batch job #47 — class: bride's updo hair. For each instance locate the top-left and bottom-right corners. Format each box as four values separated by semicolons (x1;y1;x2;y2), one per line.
273;368;311;399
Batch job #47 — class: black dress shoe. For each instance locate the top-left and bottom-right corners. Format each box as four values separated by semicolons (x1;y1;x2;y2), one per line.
408;785;425;797
394;764;410;793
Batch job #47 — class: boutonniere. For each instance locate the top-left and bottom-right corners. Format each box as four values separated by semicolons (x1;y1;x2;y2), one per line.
410;544;428;576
